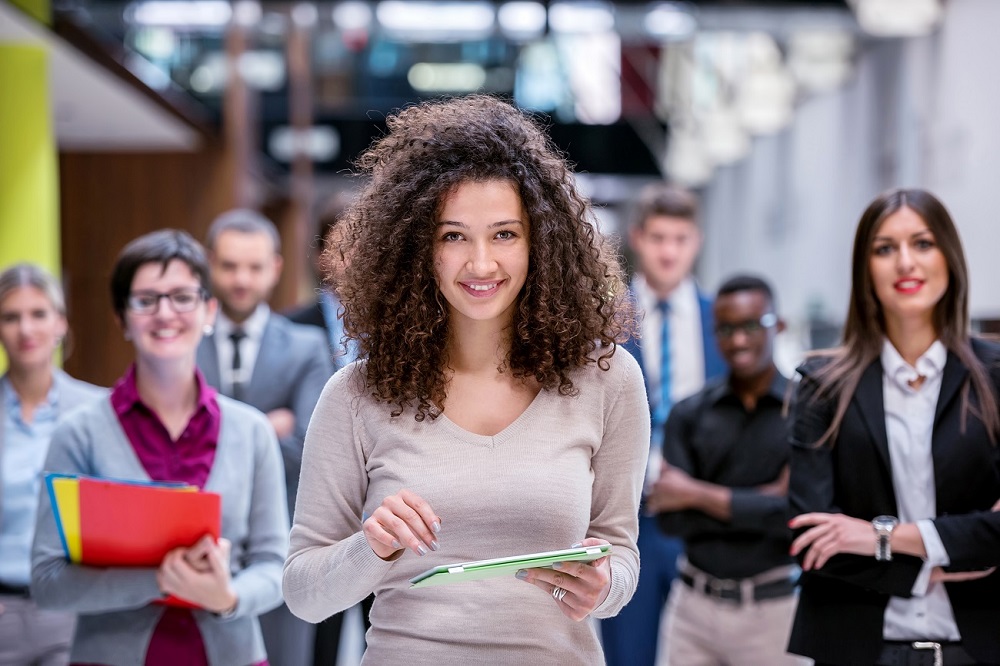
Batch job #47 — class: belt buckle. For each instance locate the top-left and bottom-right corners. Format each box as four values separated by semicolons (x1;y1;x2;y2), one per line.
912;642;943;666
706;577;740;602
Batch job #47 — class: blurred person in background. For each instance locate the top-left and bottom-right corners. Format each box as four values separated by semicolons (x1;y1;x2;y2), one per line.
788;189;1000;665
283;94;648;663
286;191;361;372
0;263;104;666
31;229;288;665
284;193;371;665
602;183;726;666
198;210;333;666
649;275;808;666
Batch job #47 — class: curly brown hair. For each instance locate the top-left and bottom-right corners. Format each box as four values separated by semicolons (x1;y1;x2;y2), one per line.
328;95;637;420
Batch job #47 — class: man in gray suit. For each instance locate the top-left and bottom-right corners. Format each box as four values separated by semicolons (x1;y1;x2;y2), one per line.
197;209;333;666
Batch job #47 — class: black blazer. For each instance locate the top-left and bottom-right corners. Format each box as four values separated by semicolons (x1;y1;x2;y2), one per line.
788;338;1000;665
285;299;326;333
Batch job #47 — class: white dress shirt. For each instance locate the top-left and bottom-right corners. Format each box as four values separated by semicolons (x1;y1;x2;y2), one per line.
214;303;270;397
633;274;706;406
880;339;961;641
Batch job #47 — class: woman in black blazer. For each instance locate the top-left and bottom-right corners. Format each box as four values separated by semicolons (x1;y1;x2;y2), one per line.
787;189;1000;666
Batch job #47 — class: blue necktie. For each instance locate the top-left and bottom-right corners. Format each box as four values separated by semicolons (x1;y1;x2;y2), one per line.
651;300;672;450
321;290;359;369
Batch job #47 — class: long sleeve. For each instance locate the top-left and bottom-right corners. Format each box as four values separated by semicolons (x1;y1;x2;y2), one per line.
280;330;335;484
589;351;649;618
788;369;922;597
224;416;289;620
286;352;648;661
730;490;789;535
932;513;1000;571
31;415;163;612
282;369;395;623
658;393;789;539
658;405;721;538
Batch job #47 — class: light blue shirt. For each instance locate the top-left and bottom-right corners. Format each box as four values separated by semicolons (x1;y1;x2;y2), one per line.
320;289;359;370
0;378;59;585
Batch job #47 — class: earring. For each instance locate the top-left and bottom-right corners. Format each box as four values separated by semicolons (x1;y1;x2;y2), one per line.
203;324;215;336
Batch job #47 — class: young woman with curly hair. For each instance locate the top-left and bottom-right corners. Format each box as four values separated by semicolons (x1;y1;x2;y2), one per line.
283;95;649;663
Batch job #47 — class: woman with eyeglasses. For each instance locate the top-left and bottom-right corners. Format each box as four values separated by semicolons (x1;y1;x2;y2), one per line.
786;189;1000;665
0;263;104;665
31;230;289;666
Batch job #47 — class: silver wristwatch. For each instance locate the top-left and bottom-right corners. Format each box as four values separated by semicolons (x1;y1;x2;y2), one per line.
872;515;900;561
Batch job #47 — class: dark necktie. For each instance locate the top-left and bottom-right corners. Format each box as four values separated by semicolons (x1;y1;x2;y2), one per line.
230;329;247;400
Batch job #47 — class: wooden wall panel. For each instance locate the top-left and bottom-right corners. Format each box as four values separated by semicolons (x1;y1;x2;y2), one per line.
59;149;235;386
60;149;307;387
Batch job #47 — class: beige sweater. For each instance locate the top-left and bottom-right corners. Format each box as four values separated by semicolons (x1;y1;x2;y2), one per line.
283;349;648;664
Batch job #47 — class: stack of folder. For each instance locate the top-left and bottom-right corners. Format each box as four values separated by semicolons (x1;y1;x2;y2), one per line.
45;473;222;607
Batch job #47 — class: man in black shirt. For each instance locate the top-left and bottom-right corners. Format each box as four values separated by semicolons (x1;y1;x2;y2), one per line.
647;275;808;665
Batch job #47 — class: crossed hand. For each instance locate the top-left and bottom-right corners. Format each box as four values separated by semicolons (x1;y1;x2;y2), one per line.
157;535;237;614
789;499;1000;582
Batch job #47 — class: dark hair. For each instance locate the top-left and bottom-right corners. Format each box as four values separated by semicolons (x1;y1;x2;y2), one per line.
332;95;636;420
205;209;282;254
631;183;699;230
717;274;775;309
803;188;998;445
110;229;211;320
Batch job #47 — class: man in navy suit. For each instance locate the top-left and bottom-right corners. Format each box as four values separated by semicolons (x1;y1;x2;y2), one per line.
286;191;358;371
197;209;333;666
601;184;725;666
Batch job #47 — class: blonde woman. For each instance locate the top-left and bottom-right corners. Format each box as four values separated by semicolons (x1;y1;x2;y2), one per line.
0;263;104;665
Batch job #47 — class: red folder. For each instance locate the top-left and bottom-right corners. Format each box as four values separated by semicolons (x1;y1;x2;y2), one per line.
76;477;221;608
77;477;221;567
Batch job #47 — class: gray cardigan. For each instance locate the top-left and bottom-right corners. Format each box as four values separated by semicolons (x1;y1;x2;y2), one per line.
31;394;289;666
0;368;105;536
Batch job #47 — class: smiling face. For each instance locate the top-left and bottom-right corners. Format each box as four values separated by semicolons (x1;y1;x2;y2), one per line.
209;230;282;323
869;206;949;330
433;179;530;330
629;215;702;297
123;259;217;366
0;286;67;373
714;289;783;380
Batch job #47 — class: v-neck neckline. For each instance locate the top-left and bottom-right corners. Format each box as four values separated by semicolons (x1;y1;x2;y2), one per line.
436;388;547;448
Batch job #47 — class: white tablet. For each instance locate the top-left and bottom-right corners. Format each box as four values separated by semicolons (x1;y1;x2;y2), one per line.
409;544;611;588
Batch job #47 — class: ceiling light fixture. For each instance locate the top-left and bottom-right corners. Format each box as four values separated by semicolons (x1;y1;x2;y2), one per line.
849;0;943;37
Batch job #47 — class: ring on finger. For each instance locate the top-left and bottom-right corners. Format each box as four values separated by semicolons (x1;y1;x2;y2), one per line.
552;586;568;602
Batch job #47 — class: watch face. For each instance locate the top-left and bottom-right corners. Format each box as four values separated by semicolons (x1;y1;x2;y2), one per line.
873;515;899;531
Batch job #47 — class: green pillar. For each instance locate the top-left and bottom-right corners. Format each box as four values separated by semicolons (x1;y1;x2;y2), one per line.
0;43;60;371
9;0;50;26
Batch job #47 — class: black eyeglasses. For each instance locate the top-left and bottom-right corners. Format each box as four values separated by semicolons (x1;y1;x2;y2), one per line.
126;288;207;315
715;312;778;338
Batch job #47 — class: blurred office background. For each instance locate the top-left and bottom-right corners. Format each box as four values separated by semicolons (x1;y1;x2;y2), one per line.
2;0;999;381
3;0;999;660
